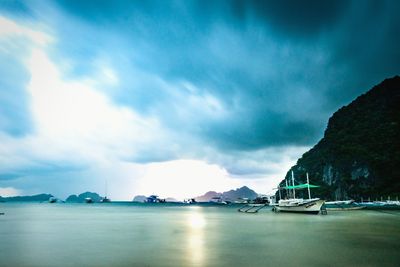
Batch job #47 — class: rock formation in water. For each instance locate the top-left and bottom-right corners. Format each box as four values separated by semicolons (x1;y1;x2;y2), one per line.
280;76;400;200
65;192;102;202
132;195;147;202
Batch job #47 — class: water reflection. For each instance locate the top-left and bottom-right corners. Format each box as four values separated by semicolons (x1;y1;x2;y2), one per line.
186;207;205;266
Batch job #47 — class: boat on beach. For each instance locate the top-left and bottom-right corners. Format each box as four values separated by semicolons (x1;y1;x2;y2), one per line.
274;172;325;214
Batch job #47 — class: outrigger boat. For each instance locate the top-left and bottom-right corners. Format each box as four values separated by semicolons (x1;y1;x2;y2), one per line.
324;199;366;211
325;200;355;205
275;171;325;214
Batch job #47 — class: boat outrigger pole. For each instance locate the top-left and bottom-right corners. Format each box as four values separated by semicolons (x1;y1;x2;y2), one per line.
307;172;311;200
291;170;295;199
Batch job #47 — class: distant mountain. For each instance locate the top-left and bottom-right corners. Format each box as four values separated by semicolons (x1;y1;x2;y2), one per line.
280;76;400;200
222;186;259;200
132;195;147;202
66;192;102;202
0;193;53;202
195;191;220;202
195;186;258;202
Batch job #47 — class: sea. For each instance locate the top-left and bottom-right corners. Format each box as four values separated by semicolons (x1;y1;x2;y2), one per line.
0;203;399;267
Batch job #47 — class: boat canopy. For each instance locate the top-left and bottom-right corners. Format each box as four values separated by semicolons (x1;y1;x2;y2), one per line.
280;183;319;190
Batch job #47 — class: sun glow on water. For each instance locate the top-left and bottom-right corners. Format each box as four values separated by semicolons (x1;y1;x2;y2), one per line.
188;211;206;229
186;208;206;265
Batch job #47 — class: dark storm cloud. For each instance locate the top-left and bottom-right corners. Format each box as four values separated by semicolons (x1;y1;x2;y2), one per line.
53;0;400;152
231;0;350;36
2;0;399;154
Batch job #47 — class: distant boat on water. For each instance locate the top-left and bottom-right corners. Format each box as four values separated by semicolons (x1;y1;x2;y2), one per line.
385;200;400;206
251;195;270;205
101;197;111;203
146;195;166;203
100;180;111;203
210;196;228;205
325;204;365;211
274;172;325;214
85;197;94;203
325;200;365;211
325;200;355;205
183;198;197;204
48;197;57;203
234;197;249;204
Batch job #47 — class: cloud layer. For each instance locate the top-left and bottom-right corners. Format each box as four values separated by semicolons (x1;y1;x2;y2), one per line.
0;1;399;199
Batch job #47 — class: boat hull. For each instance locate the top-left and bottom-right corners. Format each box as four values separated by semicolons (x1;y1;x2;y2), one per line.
275;199;325;214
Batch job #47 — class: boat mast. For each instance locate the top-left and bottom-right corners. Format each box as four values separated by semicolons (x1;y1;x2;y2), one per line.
291;170;295;199
285;179;289;199
306;172;311;199
278;186;282;200
105;179;108;199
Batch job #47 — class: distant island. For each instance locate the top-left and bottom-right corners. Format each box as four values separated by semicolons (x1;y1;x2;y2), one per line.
280;76;400;200
132;195;147;202
0;192;105;203
1;187;259;203
0;194;54;202
195;186;258;202
131;186;259;203
66;192;103;203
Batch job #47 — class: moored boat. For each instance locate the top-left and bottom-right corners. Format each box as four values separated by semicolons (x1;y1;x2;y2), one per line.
210;196;227;205
325;200;355;205
275;172;325;214
183;198;197;204
85;197;94;203
101;197;111;203
101;180;111;202
325;204;366;211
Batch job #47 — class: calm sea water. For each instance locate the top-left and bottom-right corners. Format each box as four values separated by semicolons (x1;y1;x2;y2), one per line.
0;203;399;267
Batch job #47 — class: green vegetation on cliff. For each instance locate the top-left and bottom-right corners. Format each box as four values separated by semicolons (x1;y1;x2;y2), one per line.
281;76;400;200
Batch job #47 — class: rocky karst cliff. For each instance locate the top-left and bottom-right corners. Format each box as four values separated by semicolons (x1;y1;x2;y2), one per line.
280;76;400;200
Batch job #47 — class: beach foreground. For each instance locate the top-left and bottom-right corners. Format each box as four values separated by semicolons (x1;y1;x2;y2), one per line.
0;203;399;267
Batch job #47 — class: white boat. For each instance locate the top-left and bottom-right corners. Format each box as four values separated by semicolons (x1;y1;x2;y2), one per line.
385;196;400;206
325;205;366;211
210;196;227;205
385;200;400;206
275;172;325;214
234;197;249;204
325;200;355;205
276;198;325;214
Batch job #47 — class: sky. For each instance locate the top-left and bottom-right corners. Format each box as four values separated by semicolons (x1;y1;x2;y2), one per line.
0;0;399;200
